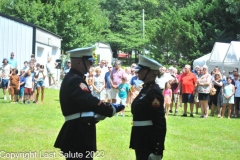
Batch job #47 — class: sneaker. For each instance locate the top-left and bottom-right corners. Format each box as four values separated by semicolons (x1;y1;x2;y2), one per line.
23;100;25;104
27;101;30;105
122;114;125;117
175;111;178;114
33;100;36;103
235;115;237;118
190;114;194;117
217;114;221;118
195;112;198;114
200;115;204;118
169;110;173;113
4;95;6;100
181;114;187;117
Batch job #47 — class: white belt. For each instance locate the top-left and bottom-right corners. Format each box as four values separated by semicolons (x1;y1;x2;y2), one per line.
65;112;94;121
133;120;153;126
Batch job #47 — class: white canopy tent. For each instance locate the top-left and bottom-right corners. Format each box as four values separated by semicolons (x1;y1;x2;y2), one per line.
193;41;240;74
193;53;211;68
221;41;240;73
207;42;230;73
208;42;230;67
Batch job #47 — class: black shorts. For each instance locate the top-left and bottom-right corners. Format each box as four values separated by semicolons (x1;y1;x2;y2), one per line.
198;93;209;101
182;93;194;103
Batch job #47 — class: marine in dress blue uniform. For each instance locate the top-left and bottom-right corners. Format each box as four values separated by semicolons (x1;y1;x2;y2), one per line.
54;46;124;160
130;55;166;160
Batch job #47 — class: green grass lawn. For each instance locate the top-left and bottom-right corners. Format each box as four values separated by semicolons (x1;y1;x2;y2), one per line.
0;89;240;160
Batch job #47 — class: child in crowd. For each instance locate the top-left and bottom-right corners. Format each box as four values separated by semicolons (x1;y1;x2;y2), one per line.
116;77;130;117
19;70;26;103
163;82;172;119
128;85;139;106
87;78;93;94
24;70;34;104
92;68;105;100
8;69;20;103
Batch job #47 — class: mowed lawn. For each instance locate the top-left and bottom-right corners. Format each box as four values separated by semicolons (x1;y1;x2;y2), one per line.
0;89;240;160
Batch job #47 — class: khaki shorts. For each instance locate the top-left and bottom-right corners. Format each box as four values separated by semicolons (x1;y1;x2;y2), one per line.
105;88;113;100
111;88;118;100
172;93;179;103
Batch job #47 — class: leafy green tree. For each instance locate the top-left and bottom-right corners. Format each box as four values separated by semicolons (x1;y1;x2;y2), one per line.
0;0;109;51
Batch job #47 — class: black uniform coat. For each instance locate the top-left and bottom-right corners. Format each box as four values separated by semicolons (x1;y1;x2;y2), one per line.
54;68;114;152
130;81;166;156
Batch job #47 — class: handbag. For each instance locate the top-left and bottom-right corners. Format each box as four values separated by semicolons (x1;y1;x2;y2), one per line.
210;87;216;95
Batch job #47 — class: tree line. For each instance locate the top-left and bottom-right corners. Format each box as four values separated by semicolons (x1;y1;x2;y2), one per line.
0;0;239;67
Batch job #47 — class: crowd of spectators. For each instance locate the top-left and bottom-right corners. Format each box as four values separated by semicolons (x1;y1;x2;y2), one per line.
85;60;240;119
1;54;240;119
0;52;58;104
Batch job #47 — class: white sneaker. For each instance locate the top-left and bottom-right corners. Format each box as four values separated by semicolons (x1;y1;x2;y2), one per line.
4;96;6;100
9;96;11;101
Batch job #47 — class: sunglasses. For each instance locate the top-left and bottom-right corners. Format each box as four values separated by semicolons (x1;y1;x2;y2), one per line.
108;67;112;68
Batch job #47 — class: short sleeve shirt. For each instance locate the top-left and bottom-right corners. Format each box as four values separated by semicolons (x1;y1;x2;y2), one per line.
8;58;18;68
1;64;11;79
180;72;197;94
111;68;125;86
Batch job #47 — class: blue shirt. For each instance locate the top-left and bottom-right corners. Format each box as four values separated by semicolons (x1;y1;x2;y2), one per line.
20;75;26;88
130;76;143;88
105;72;111;89
130;76;138;85
8;58;18;68
118;83;130;99
63;67;70;74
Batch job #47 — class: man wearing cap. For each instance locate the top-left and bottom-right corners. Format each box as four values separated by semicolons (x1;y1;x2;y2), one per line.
63;60;71;77
8;52;18;69
0;58;12;100
130;55;166;160
54;46;125;160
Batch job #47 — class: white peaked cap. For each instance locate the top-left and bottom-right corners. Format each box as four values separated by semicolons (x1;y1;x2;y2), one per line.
138;54;162;70
67;46;95;58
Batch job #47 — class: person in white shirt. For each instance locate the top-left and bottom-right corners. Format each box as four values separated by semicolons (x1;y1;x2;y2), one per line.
155;66;174;91
24;70;34;104
0;58;12;100
46;57;57;87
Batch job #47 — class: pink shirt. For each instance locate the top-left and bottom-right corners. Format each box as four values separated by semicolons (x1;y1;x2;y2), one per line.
164;89;171;96
110;68;125;85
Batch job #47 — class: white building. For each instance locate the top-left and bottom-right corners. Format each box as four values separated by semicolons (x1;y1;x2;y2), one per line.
0;13;62;86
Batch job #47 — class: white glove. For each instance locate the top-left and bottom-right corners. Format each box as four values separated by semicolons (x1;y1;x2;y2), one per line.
94;114;106;121
148;153;162;160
